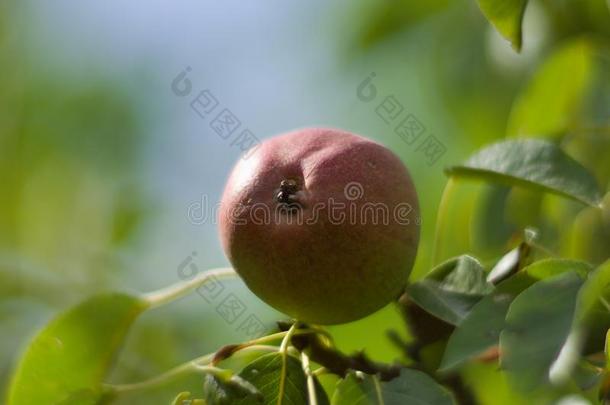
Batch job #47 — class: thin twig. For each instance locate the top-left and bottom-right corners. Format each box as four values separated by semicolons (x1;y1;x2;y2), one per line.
144;267;237;309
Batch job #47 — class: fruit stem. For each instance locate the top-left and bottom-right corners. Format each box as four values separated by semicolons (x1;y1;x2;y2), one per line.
143;267;236;309
280;322;299;353
432;177;457;266
301;351;319;405
277;322;299;405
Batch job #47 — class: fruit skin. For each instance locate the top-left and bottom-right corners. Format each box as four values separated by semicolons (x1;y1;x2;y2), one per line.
218;127;420;325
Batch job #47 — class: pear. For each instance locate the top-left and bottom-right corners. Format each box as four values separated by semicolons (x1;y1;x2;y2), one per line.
219;128;420;324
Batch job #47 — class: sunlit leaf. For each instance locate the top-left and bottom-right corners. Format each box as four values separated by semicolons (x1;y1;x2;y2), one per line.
171;392;205;405
575;260;610;326
508;39;595;137
476;0;528;50
524;259;593;281
203;372;262;404
569;203;610;266
505;188;544;230
486;243;529;285
55;389;108;405
445;139;603;207
332;370;455;405
571;260;610;357
550;328;589;387
0;297;54;391
233;353;311;405
471;185;515;254
7;293;147;405
407;255;493;325
500;272;584;391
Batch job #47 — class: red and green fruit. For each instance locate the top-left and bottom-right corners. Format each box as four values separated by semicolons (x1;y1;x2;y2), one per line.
219;127;420;324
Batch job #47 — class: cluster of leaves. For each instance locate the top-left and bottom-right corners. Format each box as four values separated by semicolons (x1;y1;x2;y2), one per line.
347;2;609;402
400;134;609;403
406;253;610;402
4;283;457;404
402;0;610;394
394;0;610;401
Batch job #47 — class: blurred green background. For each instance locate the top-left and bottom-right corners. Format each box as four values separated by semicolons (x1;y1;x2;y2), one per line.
1;0;609;403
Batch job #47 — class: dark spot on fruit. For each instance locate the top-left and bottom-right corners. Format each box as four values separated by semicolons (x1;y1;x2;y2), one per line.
276;179;300;211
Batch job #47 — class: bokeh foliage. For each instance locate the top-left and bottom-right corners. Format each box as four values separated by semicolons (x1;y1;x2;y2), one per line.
2;0;610;404
0;0;148;399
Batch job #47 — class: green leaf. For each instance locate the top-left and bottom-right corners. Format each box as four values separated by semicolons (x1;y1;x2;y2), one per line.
499;261;597;388
426;255;494;295
440;273;534;372
406;286;482;326
440;259;590;372
440;259;592;380
445;139;602;207
569;260;610;361
569;203;610;266
524;258;592;281
499;272;585;391
575;260;610;326
55;389;109;405
332;370;455;405
508;39;595;137
476;0;528;51
233;353;311;405
7;293;147;405
471;185;516;254
407;255;493;325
